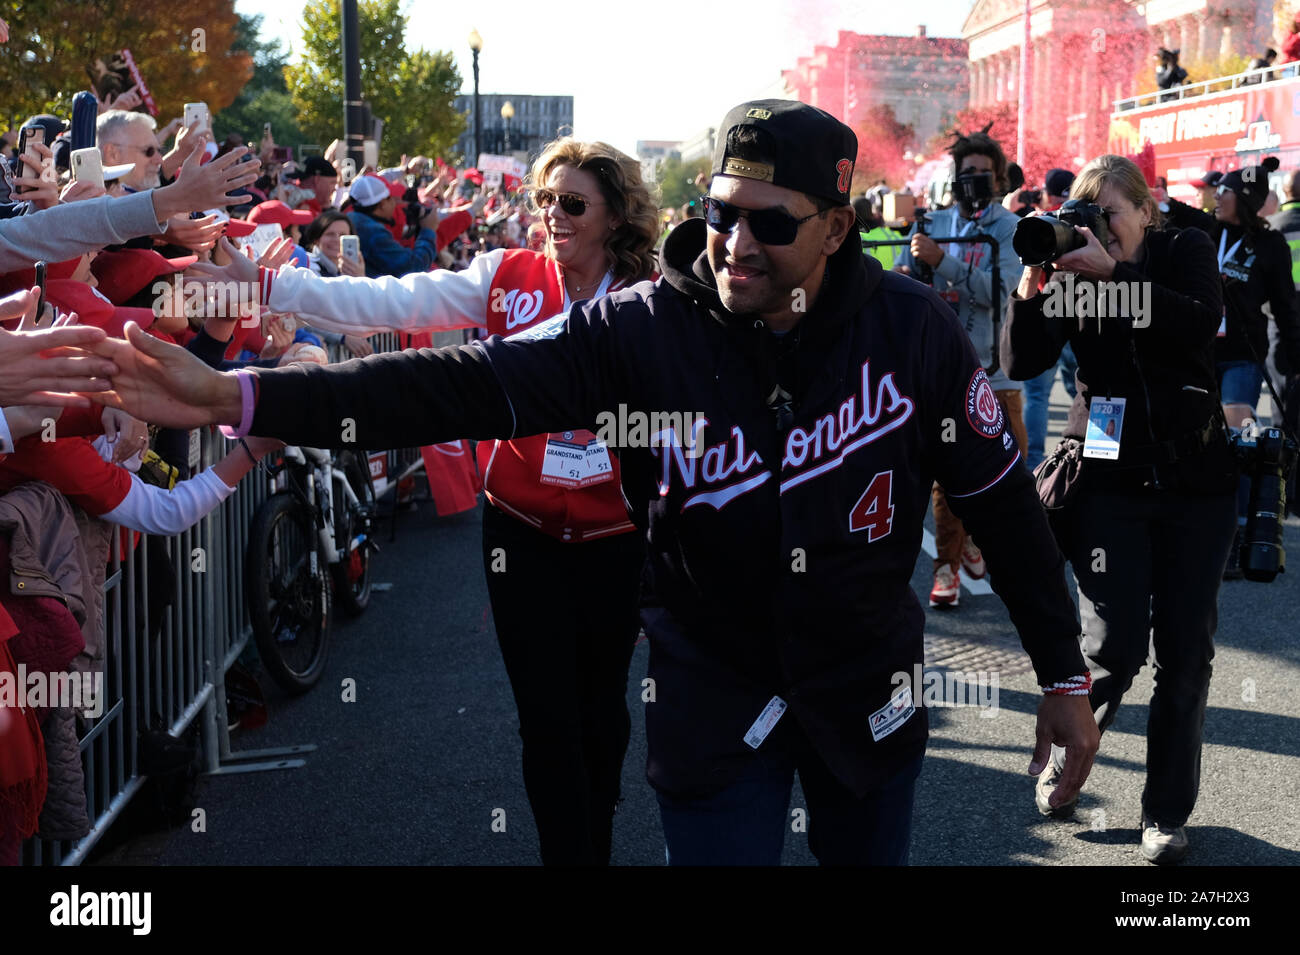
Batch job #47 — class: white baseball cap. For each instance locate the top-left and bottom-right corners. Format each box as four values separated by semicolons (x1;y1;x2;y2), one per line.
348;174;389;207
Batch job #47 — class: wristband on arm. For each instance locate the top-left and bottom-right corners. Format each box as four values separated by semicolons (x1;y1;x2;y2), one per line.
218;368;257;439
258;266;276;307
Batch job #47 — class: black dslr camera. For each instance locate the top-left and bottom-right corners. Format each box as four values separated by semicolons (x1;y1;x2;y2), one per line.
1012;198;1111;267
1229;425;1299;582
951;170;994;218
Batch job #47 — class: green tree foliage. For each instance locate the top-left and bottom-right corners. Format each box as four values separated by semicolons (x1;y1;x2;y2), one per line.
656;155;710;211
213;14;302;148
284;0;465;164
0;0;250;132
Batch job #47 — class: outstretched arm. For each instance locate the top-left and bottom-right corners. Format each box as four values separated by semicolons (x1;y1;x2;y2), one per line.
90;295;634;449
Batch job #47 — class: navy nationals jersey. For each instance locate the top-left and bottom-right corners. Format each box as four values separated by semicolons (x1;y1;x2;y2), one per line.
249;218;1087;798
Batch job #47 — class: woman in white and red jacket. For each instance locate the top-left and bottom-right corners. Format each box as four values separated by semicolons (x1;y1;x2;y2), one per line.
191;138;660;865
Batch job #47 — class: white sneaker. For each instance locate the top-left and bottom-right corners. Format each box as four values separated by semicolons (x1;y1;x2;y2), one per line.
1140;816;1189;865
960;538;987;579
929;564;960;608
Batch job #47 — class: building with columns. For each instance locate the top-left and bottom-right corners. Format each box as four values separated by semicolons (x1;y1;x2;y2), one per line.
963;0;1280;163
781;27;969;145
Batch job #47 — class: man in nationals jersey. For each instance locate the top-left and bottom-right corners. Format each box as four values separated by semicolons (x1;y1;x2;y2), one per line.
94;100;1100;866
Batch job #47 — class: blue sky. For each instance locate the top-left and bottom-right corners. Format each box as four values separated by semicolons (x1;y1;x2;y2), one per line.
235;0;978;156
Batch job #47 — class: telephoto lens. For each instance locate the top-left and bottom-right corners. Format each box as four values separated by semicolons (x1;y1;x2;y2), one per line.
1239;427;1296;582
1012;215;1083;266
1012;198;1110;267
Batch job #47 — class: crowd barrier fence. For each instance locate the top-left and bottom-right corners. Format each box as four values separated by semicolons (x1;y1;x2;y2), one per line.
20;326;470;865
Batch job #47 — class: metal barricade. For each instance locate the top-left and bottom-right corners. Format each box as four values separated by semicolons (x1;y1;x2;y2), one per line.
22;427;271;865
20;326;466;865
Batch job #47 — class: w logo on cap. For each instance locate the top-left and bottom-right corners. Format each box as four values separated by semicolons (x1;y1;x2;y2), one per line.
836;159;853;195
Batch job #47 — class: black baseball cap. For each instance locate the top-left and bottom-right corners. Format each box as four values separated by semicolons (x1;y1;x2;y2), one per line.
1219;156;1280;214
295;155;337;180
711;100;857;206
1044;168;1075;198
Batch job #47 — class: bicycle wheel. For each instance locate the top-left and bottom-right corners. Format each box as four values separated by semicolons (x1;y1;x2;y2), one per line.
247;492;330;694
331;450;376;617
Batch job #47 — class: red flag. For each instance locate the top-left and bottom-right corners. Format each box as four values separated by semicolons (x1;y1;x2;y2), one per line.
420;441;481;515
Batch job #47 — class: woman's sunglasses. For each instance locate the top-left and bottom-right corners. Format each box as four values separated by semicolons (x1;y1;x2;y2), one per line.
535;189;603;217
703;195;823;246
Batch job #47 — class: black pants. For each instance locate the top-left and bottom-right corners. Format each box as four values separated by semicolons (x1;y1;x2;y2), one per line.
481;503;644;865
1060;490;1236;828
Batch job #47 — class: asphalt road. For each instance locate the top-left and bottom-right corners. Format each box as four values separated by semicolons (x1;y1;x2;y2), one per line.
99;385;1300;867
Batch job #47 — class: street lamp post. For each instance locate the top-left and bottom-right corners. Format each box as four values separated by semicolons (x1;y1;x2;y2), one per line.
501;100;514;154
469;29;483;166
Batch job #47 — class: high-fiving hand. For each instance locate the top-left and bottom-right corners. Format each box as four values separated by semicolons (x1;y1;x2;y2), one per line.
0;290;115;406
89;322;241;430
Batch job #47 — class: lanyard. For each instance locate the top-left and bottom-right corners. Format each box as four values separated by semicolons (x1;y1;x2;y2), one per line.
1218;230;1244;273
946;214;979;258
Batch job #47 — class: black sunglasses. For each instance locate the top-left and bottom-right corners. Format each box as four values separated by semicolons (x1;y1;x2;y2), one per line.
703;195;824;245
535;188;603;217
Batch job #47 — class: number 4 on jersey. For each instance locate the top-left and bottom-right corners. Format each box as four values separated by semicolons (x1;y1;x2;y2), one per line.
849;470;894;541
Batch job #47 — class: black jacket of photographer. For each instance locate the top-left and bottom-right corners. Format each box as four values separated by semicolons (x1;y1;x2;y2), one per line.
1210;219;1300;374
1002;226;1236;495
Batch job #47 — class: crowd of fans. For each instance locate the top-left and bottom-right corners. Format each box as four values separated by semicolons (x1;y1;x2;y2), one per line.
0;42;546;860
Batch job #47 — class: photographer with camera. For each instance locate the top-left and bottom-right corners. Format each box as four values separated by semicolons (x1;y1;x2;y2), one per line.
1209;158;1300;577
1004;153;1236;864
896;128;1026;608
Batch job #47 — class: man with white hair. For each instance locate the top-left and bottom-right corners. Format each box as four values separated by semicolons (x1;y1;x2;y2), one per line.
97;110;166;193
98;110;220;253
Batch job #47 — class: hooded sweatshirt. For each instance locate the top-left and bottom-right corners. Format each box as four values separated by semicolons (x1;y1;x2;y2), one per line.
247;217;1086;798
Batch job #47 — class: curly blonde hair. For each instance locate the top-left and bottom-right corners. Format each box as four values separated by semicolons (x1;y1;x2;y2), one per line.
525;138;659;283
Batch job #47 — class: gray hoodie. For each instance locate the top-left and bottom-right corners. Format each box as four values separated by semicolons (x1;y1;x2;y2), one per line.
896;200;1024;391
0;191;166;271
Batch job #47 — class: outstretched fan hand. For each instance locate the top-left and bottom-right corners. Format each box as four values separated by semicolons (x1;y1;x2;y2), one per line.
87;322;242;431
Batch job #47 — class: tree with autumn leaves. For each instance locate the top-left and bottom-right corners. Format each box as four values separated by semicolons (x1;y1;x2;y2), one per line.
0;0;250;131
285;0;465;166
850;104;916;193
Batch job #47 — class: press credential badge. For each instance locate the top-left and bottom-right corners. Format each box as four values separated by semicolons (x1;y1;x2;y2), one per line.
1083;396;1125;460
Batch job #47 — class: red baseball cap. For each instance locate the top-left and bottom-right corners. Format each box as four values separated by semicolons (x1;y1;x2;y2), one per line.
0;257;81;296
248;200;315;227
43;279;157;336
222;217;258;237
91;249;198;305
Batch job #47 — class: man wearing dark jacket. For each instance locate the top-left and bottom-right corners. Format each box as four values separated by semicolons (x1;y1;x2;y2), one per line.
91;100;1099;866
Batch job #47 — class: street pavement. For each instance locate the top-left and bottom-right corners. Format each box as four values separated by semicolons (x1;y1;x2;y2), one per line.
100;380;1300;866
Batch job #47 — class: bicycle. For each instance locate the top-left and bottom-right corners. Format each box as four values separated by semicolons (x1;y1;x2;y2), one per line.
245;445;377;694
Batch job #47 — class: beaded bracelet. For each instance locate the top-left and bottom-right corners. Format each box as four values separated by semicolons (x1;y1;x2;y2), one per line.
1041;672;1092;696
